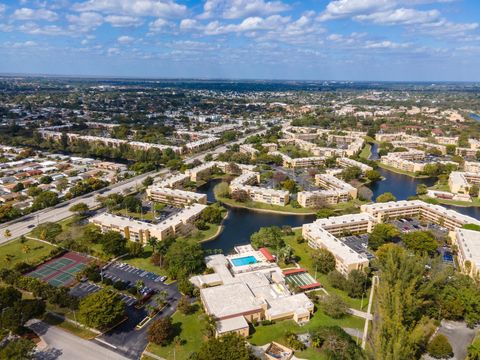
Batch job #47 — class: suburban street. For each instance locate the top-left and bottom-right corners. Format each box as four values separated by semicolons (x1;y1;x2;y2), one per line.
28;320;129;360
0;130;265;244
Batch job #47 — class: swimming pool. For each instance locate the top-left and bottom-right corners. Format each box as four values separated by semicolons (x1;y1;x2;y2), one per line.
231;256;258;267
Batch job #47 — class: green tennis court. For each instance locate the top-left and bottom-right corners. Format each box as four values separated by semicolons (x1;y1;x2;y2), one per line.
285;272;320;290
26;252;90;287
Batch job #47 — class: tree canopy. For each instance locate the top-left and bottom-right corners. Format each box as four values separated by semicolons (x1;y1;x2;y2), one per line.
77;289;125;329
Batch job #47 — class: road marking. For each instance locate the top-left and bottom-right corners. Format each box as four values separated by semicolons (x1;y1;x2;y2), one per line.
94;338;118;349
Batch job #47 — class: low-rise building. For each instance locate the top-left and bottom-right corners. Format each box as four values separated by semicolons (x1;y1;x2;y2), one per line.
302;214;373;275
336;157;373;172
230;172;289;206
454;228;480;279
146;186;207;206
239;144;259;158
89;203;207;243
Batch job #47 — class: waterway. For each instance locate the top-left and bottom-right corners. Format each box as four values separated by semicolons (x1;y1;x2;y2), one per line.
197;149;480;252
469;113;480;122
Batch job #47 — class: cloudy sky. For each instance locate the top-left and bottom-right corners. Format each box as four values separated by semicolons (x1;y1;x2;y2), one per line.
0;0;479;81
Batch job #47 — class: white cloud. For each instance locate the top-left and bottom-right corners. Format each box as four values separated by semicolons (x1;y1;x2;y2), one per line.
364;40;410;49
74;0;187;18
418;18;478;36
180;18;200;31
204;15;290;35
355;8;440;25
0;4;6;15
18;22;66;35
149;18;175;33
6;40;38;48
117;35;134;43
199;0;290;20
67;12;103;32
105;15;143;27
13;7;59;22
107;47;120;55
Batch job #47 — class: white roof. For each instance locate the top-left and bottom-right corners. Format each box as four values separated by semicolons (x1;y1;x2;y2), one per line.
216;316;249;334
456;228;480;267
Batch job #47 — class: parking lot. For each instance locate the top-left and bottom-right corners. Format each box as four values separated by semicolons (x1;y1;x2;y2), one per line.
70;282;138;306
340;234;375;260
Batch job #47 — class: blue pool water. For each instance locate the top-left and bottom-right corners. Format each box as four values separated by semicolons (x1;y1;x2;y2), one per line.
231;256;257;266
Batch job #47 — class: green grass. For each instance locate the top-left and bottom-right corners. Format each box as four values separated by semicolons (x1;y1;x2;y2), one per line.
0;238;56;269
123;245;168;277
249;309;364;346
180;222;222;243
359;144;372;160
280;230;367;310
420;195;480;207
146;304;206;360
217;196;316;214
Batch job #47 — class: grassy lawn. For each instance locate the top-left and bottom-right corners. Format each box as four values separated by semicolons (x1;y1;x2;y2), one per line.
0;238;56;269
420;195;480;207
217;196;316;214
249;309;364;349
123;245;168;277
280;230;367;310
359;143;372;160
181;222;222;243
146;304;206;360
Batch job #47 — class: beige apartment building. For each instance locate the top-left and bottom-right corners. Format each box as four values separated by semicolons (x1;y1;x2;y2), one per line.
89;203;207;243
230;172;289;206
146;186;207;206
454;228;480;279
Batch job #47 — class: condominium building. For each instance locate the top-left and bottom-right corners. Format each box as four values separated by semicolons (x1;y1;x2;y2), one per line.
315;174;358;198
464;161;480;173
457;147;478;158
360;200;480;231
380;150;427;173
270;151;325;169
455;228;480;279
154;173;190;189
297;173;357;208
230;172;289;206
376;133;405;142
302;214;373;275
336;157;373;173
239;144;259;158
89;203;207;243
448;172;480;195
146;186;207;206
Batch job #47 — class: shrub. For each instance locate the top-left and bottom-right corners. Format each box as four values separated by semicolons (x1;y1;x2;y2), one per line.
427;334;453;359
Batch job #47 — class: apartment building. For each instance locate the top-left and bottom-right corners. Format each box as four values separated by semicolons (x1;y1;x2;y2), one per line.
454;228;480;279
297;189;350;207
89;203;207;243
270;151;325;169
154;173;191;189
146;186;207;206
448;172;480;195
230;172;289;206
336;157;373;172
239;144;259;158
360;200;480;231
464;161;480;173
186;161;256;182
302;214;373;275
380;150;427;173
315;174;358;198
457;147;478;158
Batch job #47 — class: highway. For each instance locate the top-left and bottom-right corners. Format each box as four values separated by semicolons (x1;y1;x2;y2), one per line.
0;130;265;244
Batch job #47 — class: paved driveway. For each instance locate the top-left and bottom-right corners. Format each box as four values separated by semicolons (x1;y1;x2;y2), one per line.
28;320;129;360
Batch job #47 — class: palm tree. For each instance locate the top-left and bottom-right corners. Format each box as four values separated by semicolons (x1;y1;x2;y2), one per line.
22;245;30;254
4;229;11;238
204;314;217;338
148;236;159;253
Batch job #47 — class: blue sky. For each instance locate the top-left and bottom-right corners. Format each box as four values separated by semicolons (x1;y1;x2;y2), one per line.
0;0;479;81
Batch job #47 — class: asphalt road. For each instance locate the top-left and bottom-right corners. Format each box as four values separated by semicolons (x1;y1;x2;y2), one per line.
28;320;129;360
0;130;265;244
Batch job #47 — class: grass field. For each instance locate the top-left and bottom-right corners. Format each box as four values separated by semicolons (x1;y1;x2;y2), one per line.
43;312;97;340
123;245;168;277
279;230;367;310
377;163;430;179
359;144;372;160
420;195;480;207
217;195;316;214
249;309;365;356
0;238;56;269
146;304;207;360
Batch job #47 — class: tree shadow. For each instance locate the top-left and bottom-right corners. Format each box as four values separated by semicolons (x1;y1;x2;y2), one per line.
35;348;63;360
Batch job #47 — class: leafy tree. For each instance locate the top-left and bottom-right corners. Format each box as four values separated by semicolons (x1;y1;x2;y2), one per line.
231;189;249;202
365;169;382;182
164;239;204;279
327;270;347;290
100;231;127;256
376;192;396;203
213;182;230;198
69;202;89;215
32;222;62;242
0;299;45;333
250;226;285;252
341;166;362;182
177;295;192;314
0;338;36;360
403;231;438;255
200;205;224;224
310;326;366;360
31;190;59;210
147;317;174;346
142;176;154;187
192;333;255;360
345;270;370;298
77;289;125;329
313;248;336;274
368;223;400;251
281;179;297;192
39;176;53;184
416;184;428;195
128;241;144;257
320;294;349;319
427;334;453;359
122;195;142;212
469;185;479;198
12;182;24;193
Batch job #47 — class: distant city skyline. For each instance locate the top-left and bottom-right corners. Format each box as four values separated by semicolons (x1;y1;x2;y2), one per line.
0;0;479;81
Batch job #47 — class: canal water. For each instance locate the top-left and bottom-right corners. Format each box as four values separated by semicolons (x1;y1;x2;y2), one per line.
198;149;480;252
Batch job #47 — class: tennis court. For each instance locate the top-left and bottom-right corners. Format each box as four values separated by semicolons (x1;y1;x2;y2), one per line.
27;252;90;287
283;268;321;291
